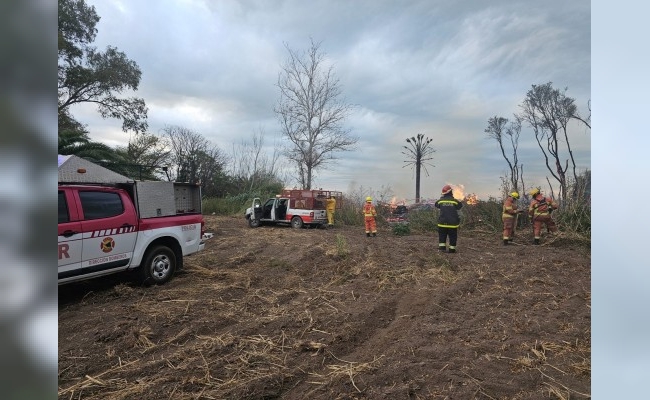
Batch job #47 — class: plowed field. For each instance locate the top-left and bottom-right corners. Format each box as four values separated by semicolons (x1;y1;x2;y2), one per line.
59;215;591;399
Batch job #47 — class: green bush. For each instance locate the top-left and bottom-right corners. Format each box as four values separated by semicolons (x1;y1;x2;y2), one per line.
460;199;503;232
335;234;350;258
391;223;411;236
337;200;364;226
202;191;280;216
407;208;438;233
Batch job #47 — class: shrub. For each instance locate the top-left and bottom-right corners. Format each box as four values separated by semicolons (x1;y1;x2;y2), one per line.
392;223;411;236
407;208;438;233
335;234;350;258
202;191;281;216
338;200;364;226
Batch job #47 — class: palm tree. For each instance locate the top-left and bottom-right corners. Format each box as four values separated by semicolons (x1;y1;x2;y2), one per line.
58;130;117;163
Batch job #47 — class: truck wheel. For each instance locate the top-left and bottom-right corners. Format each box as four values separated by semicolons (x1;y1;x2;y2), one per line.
248;218;261;228
141;245;176;286
291;216;304;229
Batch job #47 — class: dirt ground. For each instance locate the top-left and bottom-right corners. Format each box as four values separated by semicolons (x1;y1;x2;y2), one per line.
58;215;591;400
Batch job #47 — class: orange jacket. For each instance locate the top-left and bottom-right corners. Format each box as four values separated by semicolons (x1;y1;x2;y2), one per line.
362;203;376;217
529;194;558;217
502;196;519;218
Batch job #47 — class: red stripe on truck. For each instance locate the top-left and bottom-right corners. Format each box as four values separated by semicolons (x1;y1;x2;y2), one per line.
137;214;204;231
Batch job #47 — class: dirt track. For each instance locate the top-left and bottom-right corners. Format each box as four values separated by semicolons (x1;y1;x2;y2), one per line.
59;215;591;399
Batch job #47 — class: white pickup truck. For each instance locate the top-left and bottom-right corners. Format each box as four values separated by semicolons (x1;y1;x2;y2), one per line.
58;155;210;285
245;189;341;229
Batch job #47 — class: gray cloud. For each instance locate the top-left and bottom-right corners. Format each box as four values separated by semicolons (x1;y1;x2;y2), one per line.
77;0;590;200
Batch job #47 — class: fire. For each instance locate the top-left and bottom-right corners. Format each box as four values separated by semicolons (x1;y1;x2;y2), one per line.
449;184;466;201
465;193;479;205
387;196;407;210
447;184;478;205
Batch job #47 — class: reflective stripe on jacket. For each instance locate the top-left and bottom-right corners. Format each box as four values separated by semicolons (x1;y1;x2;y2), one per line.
529;194;557;217
502;196;518;218
363;203;376;217
434;194;462;228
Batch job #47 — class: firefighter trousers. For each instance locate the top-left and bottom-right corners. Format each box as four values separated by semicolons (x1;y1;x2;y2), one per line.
327;210;335;225
532;214;557;239
364;216;377;234
438;227;458;250
502;215;516;240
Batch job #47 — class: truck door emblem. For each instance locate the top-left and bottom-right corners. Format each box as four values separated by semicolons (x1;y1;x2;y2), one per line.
101;237;116;253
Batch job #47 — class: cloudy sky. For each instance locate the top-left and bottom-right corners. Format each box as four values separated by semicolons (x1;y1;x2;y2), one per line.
48;1;650;397
71;0;590;201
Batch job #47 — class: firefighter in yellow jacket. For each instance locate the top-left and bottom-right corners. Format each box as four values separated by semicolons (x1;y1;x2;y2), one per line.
362;196;377;237
325;195;336;227
528;188;559;245
502;191;523;245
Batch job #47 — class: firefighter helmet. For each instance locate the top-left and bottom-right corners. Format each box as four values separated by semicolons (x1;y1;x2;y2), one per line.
365;196;372;202
510;191;520;199
441;185;452;195
529;188;540;197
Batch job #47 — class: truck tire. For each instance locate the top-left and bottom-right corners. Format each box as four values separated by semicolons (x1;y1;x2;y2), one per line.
291;216;304;229
248;217;261;228
140;245;176;286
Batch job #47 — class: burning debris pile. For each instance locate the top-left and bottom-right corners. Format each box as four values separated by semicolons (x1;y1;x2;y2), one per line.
379;185;480;226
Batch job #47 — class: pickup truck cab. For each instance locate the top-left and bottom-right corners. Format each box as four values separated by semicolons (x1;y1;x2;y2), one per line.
58;183;206;286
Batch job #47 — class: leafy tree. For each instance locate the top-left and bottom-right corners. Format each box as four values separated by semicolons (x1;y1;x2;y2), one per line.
192;148;231;197
402;133;435;203
111;132;171;180
274;39;357;189
518;82;582;202
161;125;229;196
58;0;148;135
485;115;524;195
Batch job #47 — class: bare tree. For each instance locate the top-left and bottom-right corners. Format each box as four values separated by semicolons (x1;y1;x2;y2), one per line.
274;38;357;189
485;115;524;194
229;128;286;192
519;82;582;202
401;133;435;203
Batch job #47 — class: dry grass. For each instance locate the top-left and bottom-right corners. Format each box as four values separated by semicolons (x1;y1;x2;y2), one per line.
59;216;590;399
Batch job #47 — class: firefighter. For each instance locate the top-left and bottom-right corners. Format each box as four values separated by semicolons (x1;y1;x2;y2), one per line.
362;196;377;237
528;188;559;245
502;191;523;245
326;195;336;227
435;185;463;253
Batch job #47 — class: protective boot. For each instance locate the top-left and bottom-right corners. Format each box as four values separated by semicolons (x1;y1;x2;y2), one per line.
366;232;370;237
372;233;377;237
503;239;509;246
448;248;456;253
438;246;446;252
534;238;540;245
